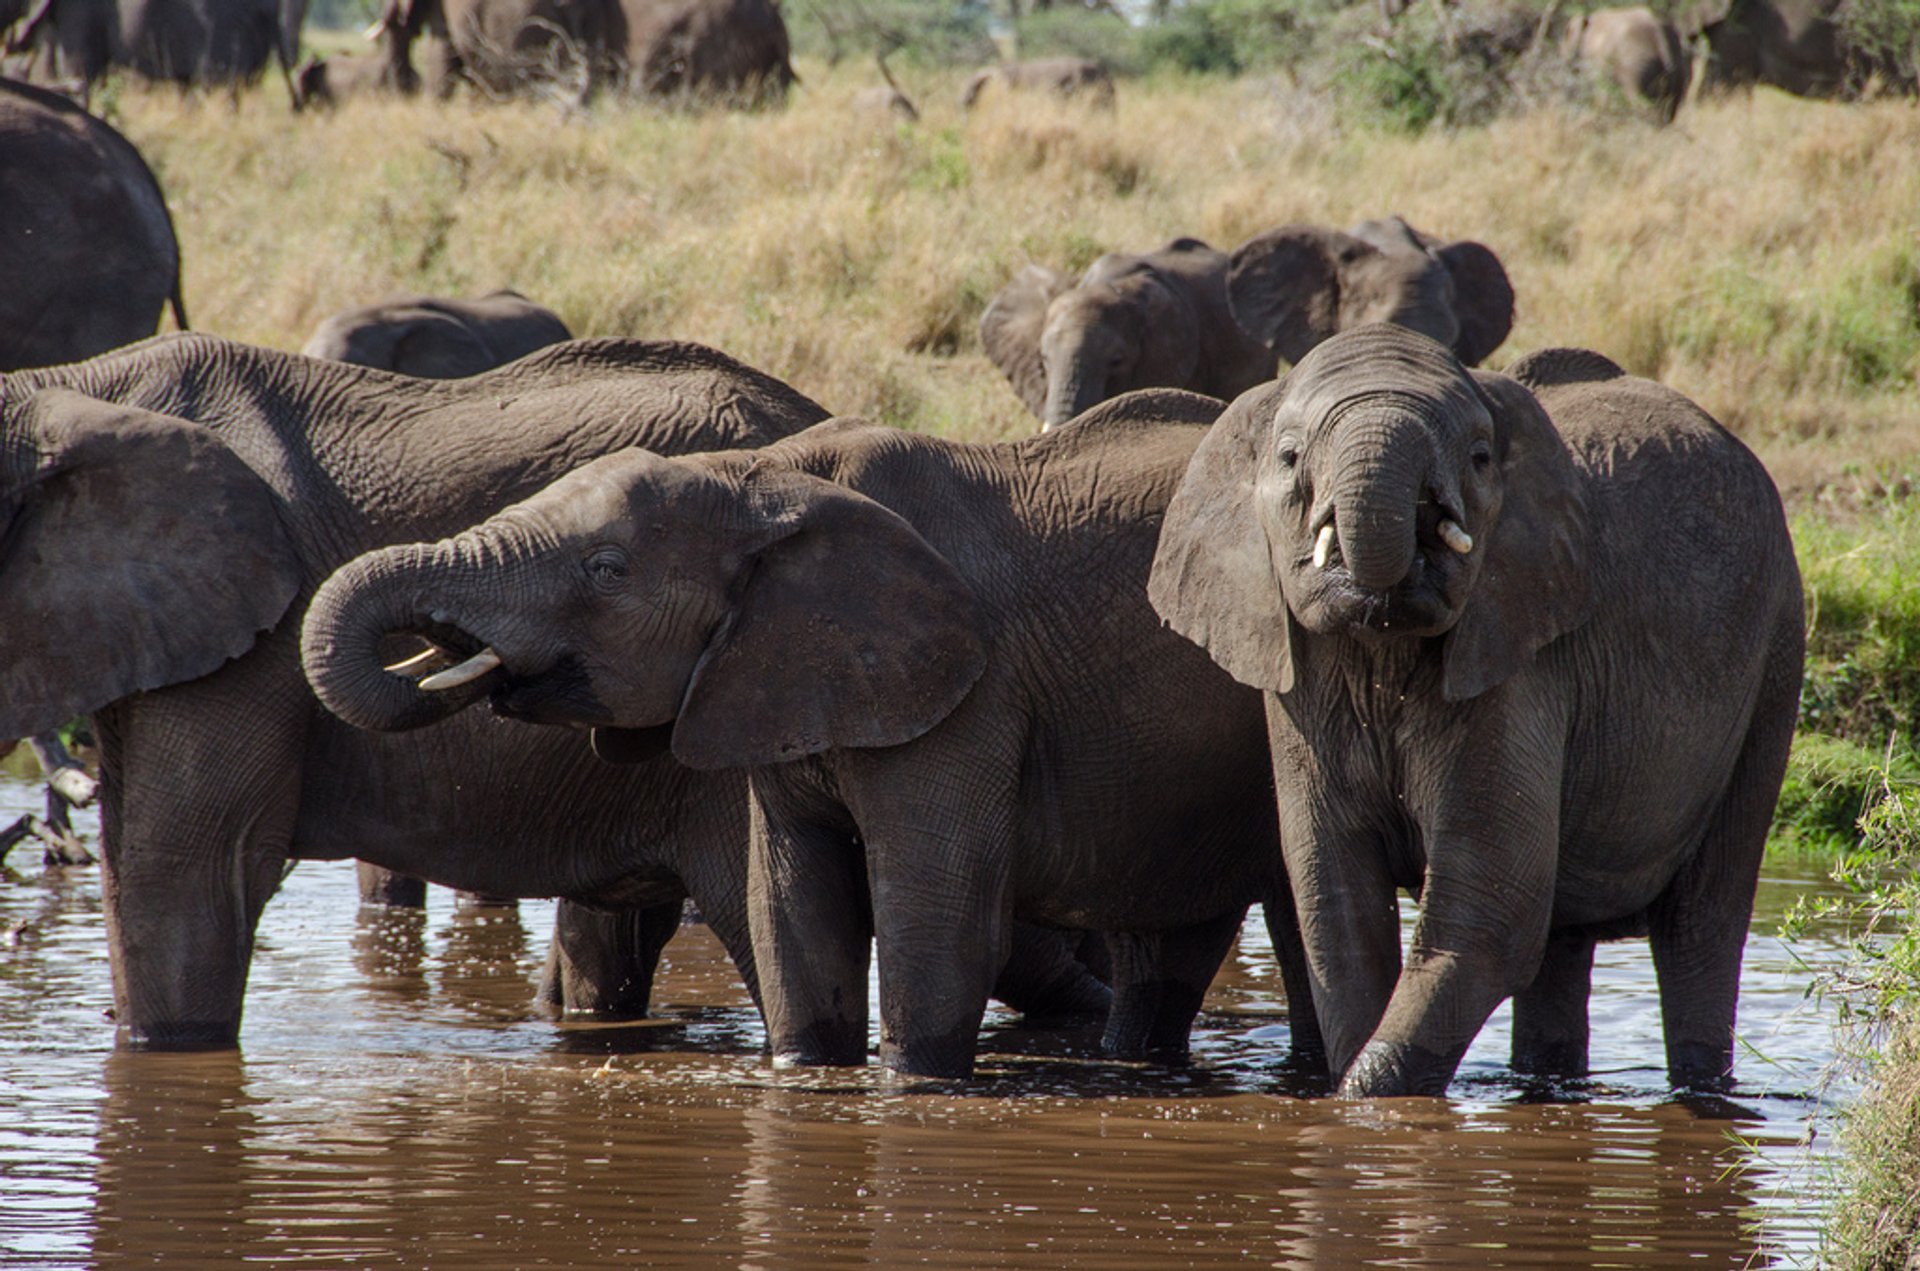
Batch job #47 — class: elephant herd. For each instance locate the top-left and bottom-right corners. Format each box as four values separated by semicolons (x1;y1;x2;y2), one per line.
1;54;1809;1102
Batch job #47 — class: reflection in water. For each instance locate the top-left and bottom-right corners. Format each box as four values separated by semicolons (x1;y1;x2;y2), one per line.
0;777;1843;1268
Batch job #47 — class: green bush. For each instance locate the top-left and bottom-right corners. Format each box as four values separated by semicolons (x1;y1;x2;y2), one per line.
1774;733;1918;855
1835;0;1920;86
1796;500;1920;744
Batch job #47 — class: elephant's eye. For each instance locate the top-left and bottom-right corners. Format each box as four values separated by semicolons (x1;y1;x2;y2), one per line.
1276;441;1301;471
585;548;629;588
1470;439;1494;469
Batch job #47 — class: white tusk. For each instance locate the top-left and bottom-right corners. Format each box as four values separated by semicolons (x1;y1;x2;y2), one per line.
1438;520;1474;554
417;648;502;692
1313;523;1336;570
385;646;445;676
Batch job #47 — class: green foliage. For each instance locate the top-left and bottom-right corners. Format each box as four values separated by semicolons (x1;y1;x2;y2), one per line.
1796;500;1920;744
307;0;377;30
1774;734;1918;855
1331;4;1545;132
786;0;995;67
1824;1016;1920;1271
1138;0;1321;75
1014;7;1148;74
1835;0;1920;84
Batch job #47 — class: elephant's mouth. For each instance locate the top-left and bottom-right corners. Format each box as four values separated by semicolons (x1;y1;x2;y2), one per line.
386;622;611;727
1296;524;1463;637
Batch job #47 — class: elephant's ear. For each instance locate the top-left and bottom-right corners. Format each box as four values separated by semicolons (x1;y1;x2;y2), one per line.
1436;240;1514;366
0;390;301;738
980;264;1072;420
1227;227;1348;366
1148;383;1297;694
1441;373;1594;702
670;471;989;770
304;308;494;378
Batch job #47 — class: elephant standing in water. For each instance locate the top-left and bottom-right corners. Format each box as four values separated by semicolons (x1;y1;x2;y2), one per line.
302;291;572;380
302;392;1323;1080
1149;326;1803;1096
0;78;185;372
980;239;1275;430
1565;6;1692;121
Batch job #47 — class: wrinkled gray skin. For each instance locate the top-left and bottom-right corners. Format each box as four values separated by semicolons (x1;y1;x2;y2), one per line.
302;391;1324;1080
1227;216;1515;372
1;0;307;99
302;291;572;379
1565;6;1691;121
1684;0;1914;95
0;334;832;1047
1150;325;1804;1097
376;0;792;103
980;238;1276;430
0;78;186;372
961;56;1113;109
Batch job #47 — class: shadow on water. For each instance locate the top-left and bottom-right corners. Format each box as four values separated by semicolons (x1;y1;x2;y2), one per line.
0;776;1848;1268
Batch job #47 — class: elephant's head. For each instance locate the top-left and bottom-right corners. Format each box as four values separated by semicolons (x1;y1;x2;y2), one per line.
0;388;301;738
1149;324;1592;701
980;252;1201;429
301;438;989;769
1226;219;1515;369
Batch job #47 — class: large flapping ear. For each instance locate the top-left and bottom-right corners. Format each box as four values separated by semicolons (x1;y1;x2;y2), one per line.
1436;240;1515;366
1226;227;1347;366
0;389;301;737
980;264;1073;420
670;468;990;770
1147;381;1297;694
1440;372;1594;702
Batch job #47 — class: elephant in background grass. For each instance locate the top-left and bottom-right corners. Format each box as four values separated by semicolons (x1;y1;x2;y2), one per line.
0;334;1108;1045
0;0;308;100
1149;325;1803;1097
301;392;1324;1080
1683;0;1915;96
1564;6;1691;122
301;291;572;380
981;219;1512;431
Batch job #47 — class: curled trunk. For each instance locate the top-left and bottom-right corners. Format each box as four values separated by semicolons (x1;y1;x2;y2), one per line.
1329;411;1429;592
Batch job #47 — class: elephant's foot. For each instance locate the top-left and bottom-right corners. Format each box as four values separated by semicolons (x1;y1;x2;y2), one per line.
1101;979;1203;1062
356;862;427;909
878;1027;978;1079
1336;1039;1460;1098
114;1016;242;1051
768;1019;868;1069
1665;1040;1735;1094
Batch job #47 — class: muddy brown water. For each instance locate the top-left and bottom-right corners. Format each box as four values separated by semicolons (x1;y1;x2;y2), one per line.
0;775;1852;1268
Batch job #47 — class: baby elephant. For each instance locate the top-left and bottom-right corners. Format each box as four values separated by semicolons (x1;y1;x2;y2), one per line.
1150;325;1803;1098
981;238;1275;429
301;290;571;378
1565;7;1692;123
961;57;1115;109
303;394;1322;1080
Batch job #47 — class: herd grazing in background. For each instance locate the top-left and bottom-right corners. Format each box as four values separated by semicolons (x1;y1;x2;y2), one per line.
10;0;1894;1100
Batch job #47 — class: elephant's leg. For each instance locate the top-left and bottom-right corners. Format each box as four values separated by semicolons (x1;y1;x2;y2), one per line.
93;677;306;1048
990;922;1111;1024
1280;815;1405;1083
357;861;428;908
747;789;871;1068
537;899;683;1019
1510;928;1595;1079
1263;885;1327;1074
1101;910;1244;1059
1649;672;1797;1092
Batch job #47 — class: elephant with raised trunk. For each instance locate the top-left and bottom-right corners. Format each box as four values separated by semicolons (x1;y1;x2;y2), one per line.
302;392;1323;1080
0;77;186;372
302;290;572;379
1149;325;1804;1097
1226;216;1515;372
980;239;1276;431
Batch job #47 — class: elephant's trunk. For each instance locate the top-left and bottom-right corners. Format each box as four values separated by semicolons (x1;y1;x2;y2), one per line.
1043;360;1108;430
301;537;501;732
1325;405;1432;593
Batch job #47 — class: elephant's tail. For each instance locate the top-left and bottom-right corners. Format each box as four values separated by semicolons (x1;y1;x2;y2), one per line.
168;277;190;332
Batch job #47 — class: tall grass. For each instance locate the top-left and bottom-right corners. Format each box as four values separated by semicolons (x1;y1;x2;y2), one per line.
94;67;1920;483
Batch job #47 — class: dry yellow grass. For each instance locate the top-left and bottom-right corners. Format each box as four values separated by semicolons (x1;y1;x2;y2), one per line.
92;65;1920;486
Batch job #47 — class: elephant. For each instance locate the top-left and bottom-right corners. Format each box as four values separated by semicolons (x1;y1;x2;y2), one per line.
615;0;794;104
301;291;573;379
961;56;1114;109
301;390;1325;1080
1;0;307;98
1225;216;1515;371
1684;0;1913;96
980;238;1276;430
376;0;614;100
1148;324;1804;1097
0;77;186;373
0;333;829;1046
288;30;419;107
851;82;915;119
1564;6;1691;122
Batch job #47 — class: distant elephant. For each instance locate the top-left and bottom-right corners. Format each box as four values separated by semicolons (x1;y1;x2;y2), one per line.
616;0;794;103
1684;0;1913;96
1565;6;1691;121
0;334;828;1046
980;238;1276;430
850;81;914;120
1149;325;1804;1097
301;291;572;378
0;77;186;372
289;29;419;107
1226;216;1515;370
1;0;307;97
378;0;614;100
961;56;1114;109
301;392;1324;1080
